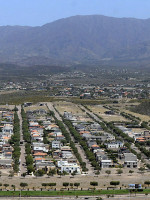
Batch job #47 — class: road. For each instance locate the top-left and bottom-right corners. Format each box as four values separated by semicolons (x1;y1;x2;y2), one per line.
46;102;94;175
17;105;26;176
0;194;150;200
79;105;102;123
80;105;150;167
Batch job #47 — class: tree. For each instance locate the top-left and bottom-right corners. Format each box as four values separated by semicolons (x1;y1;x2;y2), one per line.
35;169;45;177
90;182;98;188
42;183;47;189
9;171;14;177
11;185;16;191
74;183;80;188
13;106;18;112
117;169;123;175
139;167;145;174
20;182;28;189
110;181;120;186
63;182;69;188
105;170;111;177
3;184;9;189
129;170;134;176
144;181;150;187
27;165;34;174
48;169;56;176
22;173;26;177
48;183;56;189
26;155;33;165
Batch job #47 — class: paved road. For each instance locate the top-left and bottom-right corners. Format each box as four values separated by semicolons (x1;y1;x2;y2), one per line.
0;194;150;200
80;105;150;167
46;102;62;121
46;102;94;175
17;105;26;176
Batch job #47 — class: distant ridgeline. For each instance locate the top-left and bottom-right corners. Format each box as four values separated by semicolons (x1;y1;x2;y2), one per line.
1;15;150;66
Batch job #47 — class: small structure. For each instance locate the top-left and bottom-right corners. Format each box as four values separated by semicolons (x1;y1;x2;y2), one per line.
124;153;137;168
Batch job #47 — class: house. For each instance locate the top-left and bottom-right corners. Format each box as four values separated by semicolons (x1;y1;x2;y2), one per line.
33;146;48;153
52;140;63;149
55;135;65;141
136;137;146;143
90;123;102;131
106;141;124;149
95;150;113;168
91;144;100;151
143;131;150;141
87;140;97;148
31;134;43;142
0;159;12;168
35;160;55;173
33;152;47;158
2;124;13;135
63;112;73;120
62;151;73;159
105;110;115;115
118;147;130;159
53;149;61;158
124;153;137;168
57;160;81;174
100;159;113;168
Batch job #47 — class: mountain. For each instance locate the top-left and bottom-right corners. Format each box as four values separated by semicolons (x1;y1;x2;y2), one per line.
1;15;150;66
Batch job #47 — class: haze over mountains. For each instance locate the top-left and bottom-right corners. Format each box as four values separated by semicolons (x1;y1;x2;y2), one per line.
1;15;150;67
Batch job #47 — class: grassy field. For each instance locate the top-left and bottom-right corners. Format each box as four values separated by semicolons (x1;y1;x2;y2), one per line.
122;109;150;122
54;101;85;115
111;102;150;122
54;101;93;122
24;105;48;112
0;189;149;197
87;105;128;122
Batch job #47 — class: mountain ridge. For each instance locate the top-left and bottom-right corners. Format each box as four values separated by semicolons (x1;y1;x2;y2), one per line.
1;15;150;66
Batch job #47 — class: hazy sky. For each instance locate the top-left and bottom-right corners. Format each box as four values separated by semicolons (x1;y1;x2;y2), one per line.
0;0;150;26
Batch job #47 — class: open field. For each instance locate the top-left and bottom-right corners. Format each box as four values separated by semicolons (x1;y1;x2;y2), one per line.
54;101;85;115
54;101;93;121
87;105;128;122
121;109;150;122
24;105;48;112
111;102;150;122
0;105;15;110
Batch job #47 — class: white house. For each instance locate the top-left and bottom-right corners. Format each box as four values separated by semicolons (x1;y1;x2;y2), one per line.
57;160;81;174
2;124;13;135
52;140;63;149
107;141;124;149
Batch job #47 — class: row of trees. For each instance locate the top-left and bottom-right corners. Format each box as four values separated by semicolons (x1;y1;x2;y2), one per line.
49;111;88;172
21;108;34;174
63;119;100;170
120;112;140;125
9;111;21;173
82;105;143;163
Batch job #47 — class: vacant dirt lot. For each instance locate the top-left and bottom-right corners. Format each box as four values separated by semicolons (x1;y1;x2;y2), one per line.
0;171;149;190
54;101;93;122
87;105;128;122
54;101;85;115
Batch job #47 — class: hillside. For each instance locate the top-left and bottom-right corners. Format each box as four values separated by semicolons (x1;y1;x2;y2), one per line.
131;101;150;116
1;15;150;65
